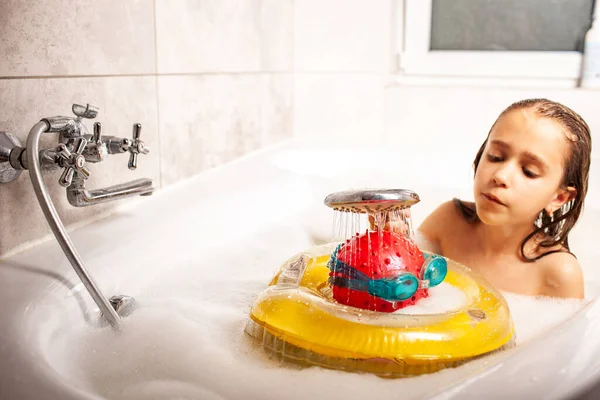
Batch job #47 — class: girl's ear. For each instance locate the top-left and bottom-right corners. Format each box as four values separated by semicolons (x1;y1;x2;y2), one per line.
546;186;577;214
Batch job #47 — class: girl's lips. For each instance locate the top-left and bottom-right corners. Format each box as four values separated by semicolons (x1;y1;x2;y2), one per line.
483;193;506;206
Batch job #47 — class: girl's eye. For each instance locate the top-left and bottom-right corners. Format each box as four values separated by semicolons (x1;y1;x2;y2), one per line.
487;154;503;162
523;168;538;178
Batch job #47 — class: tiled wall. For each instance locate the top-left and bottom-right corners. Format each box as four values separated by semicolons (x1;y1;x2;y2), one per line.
292;0;393;142
0;0;293;256
384;86;600;157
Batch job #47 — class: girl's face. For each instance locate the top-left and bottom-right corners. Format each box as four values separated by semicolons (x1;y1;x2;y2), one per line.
473;109;574;226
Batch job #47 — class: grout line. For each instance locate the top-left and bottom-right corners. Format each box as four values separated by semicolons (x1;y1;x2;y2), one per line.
0;71;297;80
0;73;155;80
152;0;163;189
290;0;296;139
389;0;399;73
402;0;407;55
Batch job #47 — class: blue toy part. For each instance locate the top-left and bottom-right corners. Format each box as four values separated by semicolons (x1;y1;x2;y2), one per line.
368;274;419;301
330;274;419;302
327;244;449;302
421;253;448;287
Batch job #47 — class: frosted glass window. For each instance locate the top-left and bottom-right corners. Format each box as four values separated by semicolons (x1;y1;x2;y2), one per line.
430;0;594;52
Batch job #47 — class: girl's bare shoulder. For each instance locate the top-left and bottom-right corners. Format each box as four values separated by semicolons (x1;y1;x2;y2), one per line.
537;250;584;299
418;199;474;241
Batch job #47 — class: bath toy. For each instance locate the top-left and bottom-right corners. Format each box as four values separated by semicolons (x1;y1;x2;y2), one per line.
245;189;515;376
329;230;447;311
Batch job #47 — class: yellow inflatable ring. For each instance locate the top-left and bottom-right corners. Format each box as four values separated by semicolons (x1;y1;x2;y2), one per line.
246;243;515;376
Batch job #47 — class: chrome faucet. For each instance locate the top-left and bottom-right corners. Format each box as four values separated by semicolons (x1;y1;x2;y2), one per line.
0;103;153;206
0;103;155;330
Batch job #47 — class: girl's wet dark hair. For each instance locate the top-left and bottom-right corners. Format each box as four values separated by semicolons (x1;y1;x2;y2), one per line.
468;98;592;261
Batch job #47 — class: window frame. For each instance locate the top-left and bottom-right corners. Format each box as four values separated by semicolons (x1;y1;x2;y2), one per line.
398;0;584;83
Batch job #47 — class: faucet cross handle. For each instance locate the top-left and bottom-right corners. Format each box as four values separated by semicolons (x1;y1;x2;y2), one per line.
127;123;150;170
57;138;91;187
82;122;109;163
92;122;102;143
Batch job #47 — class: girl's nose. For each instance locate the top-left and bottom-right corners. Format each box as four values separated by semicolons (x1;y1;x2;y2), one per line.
491;166;510;187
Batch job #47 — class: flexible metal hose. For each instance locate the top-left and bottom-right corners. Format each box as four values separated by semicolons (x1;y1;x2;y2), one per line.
26;120;121;330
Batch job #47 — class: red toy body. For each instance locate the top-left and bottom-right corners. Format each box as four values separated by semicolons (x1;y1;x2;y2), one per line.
331;231;428;312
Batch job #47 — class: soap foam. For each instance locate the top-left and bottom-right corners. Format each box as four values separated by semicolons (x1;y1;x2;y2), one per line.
394;282;468;315
502;291;588;344
40;263;588;400
33;219;592;400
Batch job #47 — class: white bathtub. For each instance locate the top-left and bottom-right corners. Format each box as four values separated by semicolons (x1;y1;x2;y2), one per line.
1;140;600;400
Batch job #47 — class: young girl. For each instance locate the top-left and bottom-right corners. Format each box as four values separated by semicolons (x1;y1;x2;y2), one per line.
417;98;592;299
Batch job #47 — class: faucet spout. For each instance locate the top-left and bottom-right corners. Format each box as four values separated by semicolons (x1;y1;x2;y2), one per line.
66;178;154;207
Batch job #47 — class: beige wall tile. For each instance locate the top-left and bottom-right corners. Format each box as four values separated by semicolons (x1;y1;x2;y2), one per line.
384;85;600;157
155;0;293;73
383;85;490;156
294;0;392;72
0;0;155;77
260;74;293;145
293;74;387;141
158;73;292;185
0;76;159;256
